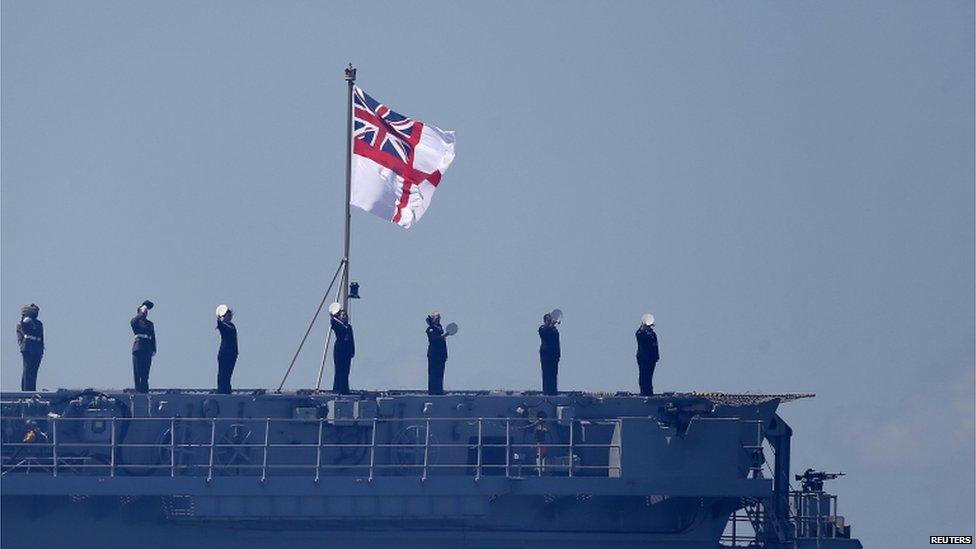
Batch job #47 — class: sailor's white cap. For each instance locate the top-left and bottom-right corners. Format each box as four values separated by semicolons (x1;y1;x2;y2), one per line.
641;313;655;326
327;302;342;316
216;304;230;318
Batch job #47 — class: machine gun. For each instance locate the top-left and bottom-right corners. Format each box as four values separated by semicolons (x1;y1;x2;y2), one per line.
794;468;845;492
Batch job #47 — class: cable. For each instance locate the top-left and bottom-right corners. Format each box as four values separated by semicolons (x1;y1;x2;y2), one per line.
277;259;346;392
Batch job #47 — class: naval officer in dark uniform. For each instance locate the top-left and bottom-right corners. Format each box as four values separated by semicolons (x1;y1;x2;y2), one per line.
131;300;156;393
425;312;450;395
15;304;44;391
636;314;659;396
329;307;355;394
215;305;238;394
538;313;560;395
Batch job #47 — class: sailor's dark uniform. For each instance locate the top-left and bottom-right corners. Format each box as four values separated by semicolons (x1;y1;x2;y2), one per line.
216;319;238;394
636;326;659;396
16;318;44;391
330;316;355;394
538;324;560;395
426;320;447;395
131;316;156;393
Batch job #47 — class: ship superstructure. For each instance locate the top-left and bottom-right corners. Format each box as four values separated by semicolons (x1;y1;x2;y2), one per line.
1;388;861;548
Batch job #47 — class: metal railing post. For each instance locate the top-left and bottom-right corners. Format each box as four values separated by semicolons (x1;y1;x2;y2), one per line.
732;507;737;542
505;419;510;478
475;419;482;482
314;418;323;483
537;421;543;477
368;418;377;483
538;441;542;477
816;494;822;543
756;421;763;479
52;418;58;477
110;417;116;477
421;418;430;482
568;419;574;477
207;419;216;483
260;418;270;483
170;418;176;477
833;494;839;536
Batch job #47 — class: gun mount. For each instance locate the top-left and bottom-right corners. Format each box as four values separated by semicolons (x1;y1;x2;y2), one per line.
796;468;846;492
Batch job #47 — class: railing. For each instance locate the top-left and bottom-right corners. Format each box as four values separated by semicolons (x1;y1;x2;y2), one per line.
720;492;849;547
719;421;771;547
739;420;765;478
0;416;622;481
720;501;764;547
791;490;844;540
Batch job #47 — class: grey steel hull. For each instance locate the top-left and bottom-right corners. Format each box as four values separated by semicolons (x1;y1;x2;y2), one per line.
2;494;731;548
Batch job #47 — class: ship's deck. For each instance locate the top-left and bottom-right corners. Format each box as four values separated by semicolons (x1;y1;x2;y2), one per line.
1;387;814;407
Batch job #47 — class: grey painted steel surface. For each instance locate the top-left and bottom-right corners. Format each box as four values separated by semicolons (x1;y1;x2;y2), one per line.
0;389;861;548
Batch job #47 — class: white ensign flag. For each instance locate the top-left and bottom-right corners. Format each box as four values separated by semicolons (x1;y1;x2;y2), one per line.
349;86;455;228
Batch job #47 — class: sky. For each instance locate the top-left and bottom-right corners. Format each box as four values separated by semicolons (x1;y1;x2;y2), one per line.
2;1;973;546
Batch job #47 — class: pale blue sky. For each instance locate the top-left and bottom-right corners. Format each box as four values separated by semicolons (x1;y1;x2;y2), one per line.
2;1;973;546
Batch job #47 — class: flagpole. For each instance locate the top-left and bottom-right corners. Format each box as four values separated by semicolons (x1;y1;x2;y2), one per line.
342;63;356;311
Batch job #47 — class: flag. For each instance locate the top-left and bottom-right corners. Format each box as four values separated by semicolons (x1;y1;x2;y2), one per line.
349;86;456;228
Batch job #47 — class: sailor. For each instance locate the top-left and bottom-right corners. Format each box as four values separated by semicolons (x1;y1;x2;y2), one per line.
425;311;450;395
15;304;44;391
131;300;156;394
329;307;355;394
538;313;560;395
215;305;238;394
635;314;660;396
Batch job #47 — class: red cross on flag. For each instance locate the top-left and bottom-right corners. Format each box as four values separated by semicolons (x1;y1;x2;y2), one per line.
349;86;456;228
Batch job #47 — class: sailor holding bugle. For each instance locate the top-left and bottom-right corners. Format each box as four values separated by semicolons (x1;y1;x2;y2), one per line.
329;304;355;394
130;300;156;393
425;311;456;395
215;304;238;394
15;304;44;391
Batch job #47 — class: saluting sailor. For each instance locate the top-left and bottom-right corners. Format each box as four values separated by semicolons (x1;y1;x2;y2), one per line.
538;313;560;395
329;305;355;394
130;300;156;393
425;311;450;395
215;305;238;394
15;304;44;391
635;314;660;396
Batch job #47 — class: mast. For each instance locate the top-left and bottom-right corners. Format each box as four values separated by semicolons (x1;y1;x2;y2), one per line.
342;63;356;310
278;64;357;392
